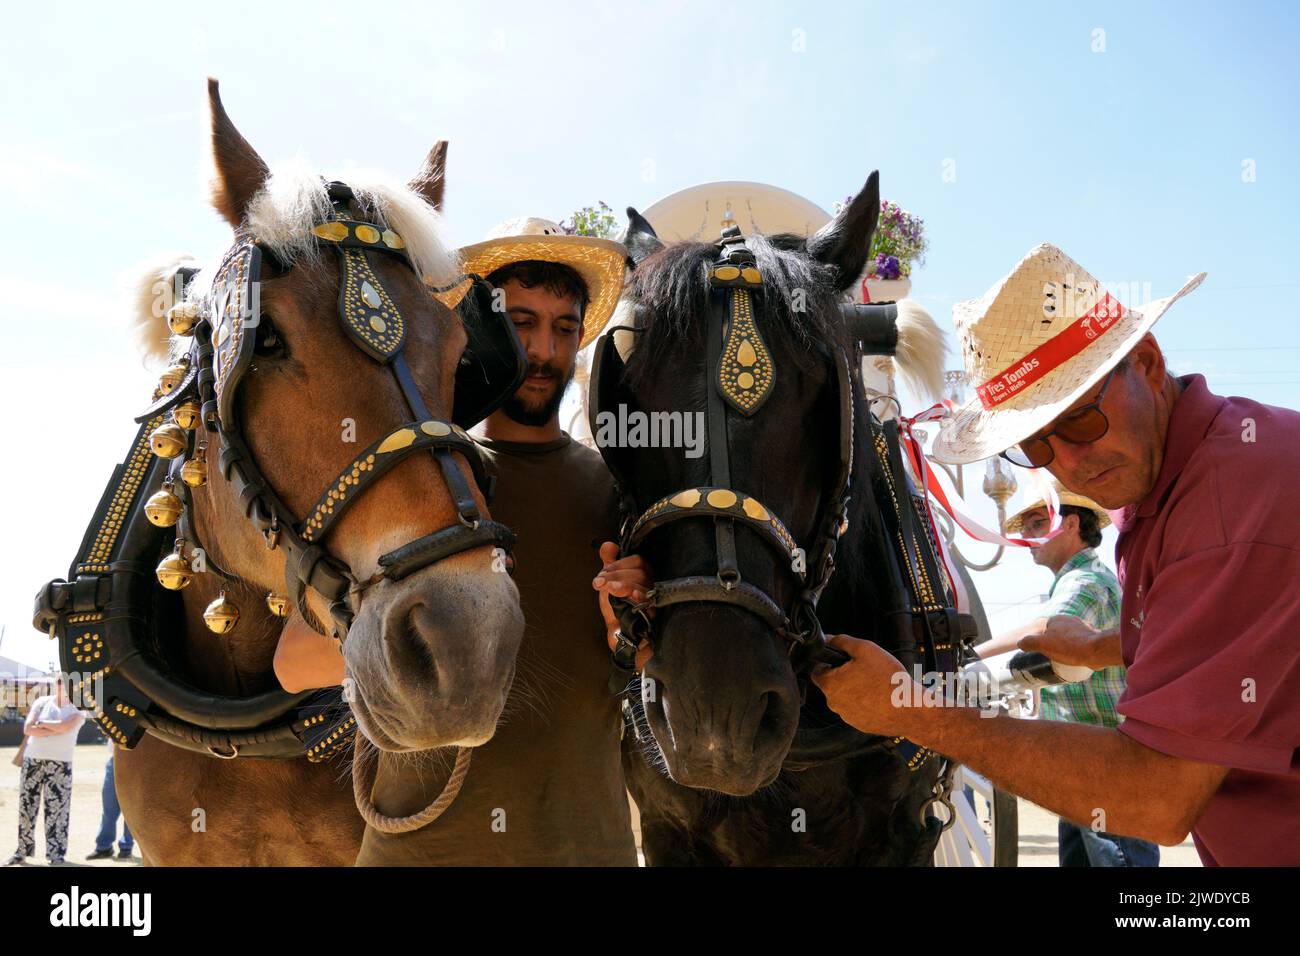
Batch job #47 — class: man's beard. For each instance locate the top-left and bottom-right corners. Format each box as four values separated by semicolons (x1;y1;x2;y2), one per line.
501;360;575;427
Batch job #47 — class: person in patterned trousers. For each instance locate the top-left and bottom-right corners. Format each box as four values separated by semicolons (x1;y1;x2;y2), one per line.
980;480;1159;866
6;677;84;866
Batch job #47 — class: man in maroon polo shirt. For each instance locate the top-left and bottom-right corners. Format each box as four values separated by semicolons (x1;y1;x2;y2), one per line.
813;243;1299;866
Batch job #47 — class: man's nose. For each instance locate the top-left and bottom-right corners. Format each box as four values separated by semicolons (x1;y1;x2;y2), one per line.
527;331;556;365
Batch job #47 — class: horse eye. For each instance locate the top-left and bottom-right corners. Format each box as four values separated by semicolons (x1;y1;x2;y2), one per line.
253;315;287;358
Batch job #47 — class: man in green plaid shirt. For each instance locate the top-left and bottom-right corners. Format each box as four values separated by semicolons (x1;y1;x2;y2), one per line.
987;483;1160;867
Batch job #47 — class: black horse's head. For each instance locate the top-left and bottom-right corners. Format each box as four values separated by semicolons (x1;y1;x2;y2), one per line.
596;174;884;794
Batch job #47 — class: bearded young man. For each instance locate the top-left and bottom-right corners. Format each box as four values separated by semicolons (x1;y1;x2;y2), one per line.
353;217;650;866
813;244;1300;866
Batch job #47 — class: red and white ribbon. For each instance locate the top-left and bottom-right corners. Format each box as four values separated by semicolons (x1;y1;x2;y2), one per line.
895;406;1062;555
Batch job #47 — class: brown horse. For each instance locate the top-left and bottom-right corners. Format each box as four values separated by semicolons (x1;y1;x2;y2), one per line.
112;82;524;865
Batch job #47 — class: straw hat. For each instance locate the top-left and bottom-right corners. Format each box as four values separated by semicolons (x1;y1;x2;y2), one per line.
1003;476;1111;535
931;244;1205;464
455;217;628;343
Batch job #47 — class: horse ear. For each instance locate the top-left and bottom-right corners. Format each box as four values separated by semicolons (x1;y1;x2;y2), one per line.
409;140;449;210
807;170;880;292
207;78;269;229
620;207;664;268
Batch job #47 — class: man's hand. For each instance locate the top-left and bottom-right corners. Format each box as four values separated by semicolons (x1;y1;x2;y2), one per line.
593;542;654;670
810;634;918;738
1019;615;1121;669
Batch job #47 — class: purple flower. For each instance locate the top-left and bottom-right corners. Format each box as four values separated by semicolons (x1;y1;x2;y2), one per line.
875;254;901;280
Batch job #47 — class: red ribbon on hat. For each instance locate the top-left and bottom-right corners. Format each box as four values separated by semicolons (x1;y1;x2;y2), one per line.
975;293;1127;410
896;405;1063;560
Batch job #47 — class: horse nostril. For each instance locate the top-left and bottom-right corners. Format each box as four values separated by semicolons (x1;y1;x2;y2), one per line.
753;688;793;752
398;603;440;678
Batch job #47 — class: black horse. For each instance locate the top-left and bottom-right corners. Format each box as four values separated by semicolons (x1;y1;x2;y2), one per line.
595;173;965;864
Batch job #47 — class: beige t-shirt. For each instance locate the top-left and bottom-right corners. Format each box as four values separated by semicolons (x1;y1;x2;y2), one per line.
356;433;637;866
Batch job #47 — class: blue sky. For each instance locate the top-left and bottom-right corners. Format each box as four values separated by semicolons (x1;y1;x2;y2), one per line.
1;1;1296;665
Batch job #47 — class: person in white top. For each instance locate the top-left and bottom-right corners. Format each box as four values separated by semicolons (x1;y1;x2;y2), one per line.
6;677;84;865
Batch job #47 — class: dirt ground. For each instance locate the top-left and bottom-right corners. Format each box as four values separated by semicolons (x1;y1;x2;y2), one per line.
1;743;1199;867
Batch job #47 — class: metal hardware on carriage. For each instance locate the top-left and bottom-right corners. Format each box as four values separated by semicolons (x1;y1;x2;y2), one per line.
32;178;528;761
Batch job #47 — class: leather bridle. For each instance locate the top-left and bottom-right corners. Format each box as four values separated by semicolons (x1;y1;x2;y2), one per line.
157;180;514;641
33;180;523;761
594;226;854;691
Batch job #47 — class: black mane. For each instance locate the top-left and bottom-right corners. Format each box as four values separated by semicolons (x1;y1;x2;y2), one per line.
623;232;852;385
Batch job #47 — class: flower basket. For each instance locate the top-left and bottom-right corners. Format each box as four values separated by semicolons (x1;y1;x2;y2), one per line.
861;275;912;303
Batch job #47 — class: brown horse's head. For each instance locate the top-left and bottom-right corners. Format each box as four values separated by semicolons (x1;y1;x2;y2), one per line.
164;81;523;752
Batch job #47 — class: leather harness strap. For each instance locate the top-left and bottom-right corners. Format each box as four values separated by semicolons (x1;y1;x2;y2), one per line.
33;178;521;762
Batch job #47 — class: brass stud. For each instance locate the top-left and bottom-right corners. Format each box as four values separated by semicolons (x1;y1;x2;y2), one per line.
203;591;240;635
313;222;349;242
706;489;738;509
355;224;380;244
382;229;404;250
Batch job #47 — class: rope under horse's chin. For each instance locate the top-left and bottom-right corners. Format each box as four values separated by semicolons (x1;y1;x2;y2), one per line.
352;743;473;834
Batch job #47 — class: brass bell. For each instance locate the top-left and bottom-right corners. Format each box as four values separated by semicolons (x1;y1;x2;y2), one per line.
166;301;201;336
144;480;183;527
172;400;201;431
203;591;240;634
180;455;207;488
156;544;193;590
158;359;190;395
150;422;187;459
266;592;290;617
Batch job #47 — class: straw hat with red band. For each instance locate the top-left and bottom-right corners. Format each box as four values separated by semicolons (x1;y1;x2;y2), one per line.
931;243;1206;465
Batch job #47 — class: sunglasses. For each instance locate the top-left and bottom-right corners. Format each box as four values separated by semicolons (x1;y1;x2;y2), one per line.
1000;365;1120;469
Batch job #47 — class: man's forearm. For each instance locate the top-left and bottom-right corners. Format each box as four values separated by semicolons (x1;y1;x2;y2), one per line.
898;704;1188;844
1088;629;1123;668
976;621;1041;659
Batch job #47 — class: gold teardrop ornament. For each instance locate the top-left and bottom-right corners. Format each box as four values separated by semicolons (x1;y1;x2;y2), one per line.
172;400;201;430
150;423;187;458
144;482;183;527
266;592;290;617
158;361;189;394
156;546;193;590
180;453;208;488
166;301;201;336
737;339;757;366
203;591;240;634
